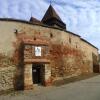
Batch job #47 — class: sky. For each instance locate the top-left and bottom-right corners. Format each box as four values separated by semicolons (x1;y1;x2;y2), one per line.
0;0;100;51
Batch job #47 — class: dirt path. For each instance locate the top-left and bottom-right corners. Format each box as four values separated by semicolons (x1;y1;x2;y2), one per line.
0;74;100;100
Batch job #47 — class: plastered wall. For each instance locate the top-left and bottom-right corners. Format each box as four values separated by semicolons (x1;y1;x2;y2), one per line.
0;20;99;91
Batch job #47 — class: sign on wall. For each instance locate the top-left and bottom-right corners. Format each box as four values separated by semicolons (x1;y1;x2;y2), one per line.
35;46;42;56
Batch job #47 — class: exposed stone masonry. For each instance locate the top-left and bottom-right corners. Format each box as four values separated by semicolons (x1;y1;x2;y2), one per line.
0;54;16;92
0;67;15;91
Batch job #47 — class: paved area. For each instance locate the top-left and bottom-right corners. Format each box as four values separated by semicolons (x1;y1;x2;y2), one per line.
1;74;100;100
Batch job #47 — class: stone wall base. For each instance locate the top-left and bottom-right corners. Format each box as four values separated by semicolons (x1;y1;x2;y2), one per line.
24;85;34;90
44;80;52;86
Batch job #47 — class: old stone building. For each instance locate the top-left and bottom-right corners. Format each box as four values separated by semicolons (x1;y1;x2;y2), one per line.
0;5;99;91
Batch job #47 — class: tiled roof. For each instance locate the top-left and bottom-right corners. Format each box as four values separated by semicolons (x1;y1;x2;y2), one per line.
41;5;62;22
41;5;66;29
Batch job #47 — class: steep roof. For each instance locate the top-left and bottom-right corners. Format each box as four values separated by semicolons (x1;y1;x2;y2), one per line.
41;5;66;29
30;17;41;24
42;5;62;22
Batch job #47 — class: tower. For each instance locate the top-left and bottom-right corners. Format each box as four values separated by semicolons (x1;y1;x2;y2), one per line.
41;5;66;30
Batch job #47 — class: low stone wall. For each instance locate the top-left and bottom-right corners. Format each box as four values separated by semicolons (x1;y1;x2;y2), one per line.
0;66;16;92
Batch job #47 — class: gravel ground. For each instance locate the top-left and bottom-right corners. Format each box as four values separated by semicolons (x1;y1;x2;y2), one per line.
0;74;100;100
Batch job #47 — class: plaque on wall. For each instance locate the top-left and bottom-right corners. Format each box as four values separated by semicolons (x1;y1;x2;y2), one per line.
35;46;41;56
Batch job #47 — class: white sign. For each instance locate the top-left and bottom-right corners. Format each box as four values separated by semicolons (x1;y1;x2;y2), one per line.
35;46;41;56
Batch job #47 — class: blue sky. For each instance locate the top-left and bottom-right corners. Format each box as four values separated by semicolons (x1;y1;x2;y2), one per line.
0;0;100;51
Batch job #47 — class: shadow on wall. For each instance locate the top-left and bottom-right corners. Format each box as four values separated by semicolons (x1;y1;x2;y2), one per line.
13;43;24;90
92;53;100;73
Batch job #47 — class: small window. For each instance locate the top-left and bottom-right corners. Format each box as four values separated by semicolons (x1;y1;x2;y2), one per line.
14;29;18;36
34;37;36;40
50;33;53;38
76;42;78;48
35;46;41;56
69;37;71;43
76;45;77;48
